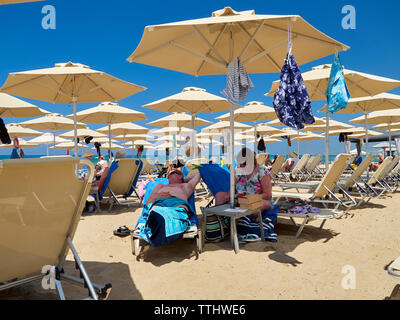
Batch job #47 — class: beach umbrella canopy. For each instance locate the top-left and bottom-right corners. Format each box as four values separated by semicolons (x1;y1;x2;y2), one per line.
304;118;354;132
318;93;400;155
143;86;232;157
266;64;400;167
292;132;324;141
68;101;147;159
5;123;42;138
143;86;231;113
152;126;195;135
202;121;251;132
158;135;186;142
92;142;124;151
124;140;153;147
349;130;383;139
0;62;146;157
18;113;86;155
0;138;39;148
216;101;277;151
28;132;68;156
371;142;395;149
0;93;49;118
197;131;223;138
0;0;43;4
128;6;349;207
51;141;85;150
350;109;400;154
114;133;153;141
243;124;283;136
97;122;149;136
60;128;106;139
91;137;117;143
147;112;211;128
374;122;400;131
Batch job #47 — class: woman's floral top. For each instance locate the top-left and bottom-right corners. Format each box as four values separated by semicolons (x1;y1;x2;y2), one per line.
235;165;270;197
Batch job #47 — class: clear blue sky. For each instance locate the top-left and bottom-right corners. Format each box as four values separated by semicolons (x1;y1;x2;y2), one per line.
1;0;399;156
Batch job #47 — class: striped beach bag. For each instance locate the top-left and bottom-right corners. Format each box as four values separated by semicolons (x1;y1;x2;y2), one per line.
205;215;230;242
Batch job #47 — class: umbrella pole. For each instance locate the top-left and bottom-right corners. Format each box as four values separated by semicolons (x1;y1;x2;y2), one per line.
73;99;78;158
365;112;369;156
254;121;257;154
325;112;330;170
46;143;49;157
53;129;56;156
229;103;235;208
192;114;196;159
297;130;300;156
389;126;392;157
108;123;112;161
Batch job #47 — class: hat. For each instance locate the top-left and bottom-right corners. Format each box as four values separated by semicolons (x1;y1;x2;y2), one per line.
82;150;94;158
236;147;255;165
289;151;299;158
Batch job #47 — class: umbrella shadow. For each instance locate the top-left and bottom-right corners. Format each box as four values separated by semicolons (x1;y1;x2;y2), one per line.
199;217;338;267
0;261;142;300
82;200;142;217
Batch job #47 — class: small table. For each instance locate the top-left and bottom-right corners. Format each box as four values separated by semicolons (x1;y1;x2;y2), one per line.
201;204;264;254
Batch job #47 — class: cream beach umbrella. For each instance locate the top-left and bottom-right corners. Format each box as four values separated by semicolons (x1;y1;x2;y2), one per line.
148;112;211;158
270;127;308;154
19;113;86;155
152;126;195;135
243;123;283;136
143;86;232;157
158;135;186;142
319;93;400;156
115;133;153;141
5;123;42;138
216;101;277;151
291;132;324;155
124;140;153;147
97;122;149;156
349;130;383;139
202;121;251;132
60;127;107;139
28;132;68;156
267;65;400;167
0;93;49;118
68;101;146;159
0;138;39;149
350;109;400;155
128;6;349;207
0;0;42;4
0;62;146;157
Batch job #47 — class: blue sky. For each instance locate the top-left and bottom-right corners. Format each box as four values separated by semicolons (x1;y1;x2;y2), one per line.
0;0;399;156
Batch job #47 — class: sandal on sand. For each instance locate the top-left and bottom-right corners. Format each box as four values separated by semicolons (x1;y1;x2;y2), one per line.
243;234;262;242
113;225;132;237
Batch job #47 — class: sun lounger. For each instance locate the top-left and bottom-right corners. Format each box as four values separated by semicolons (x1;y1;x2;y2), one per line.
388;256;400;280
269;155;286;182
273;154;357;212
131;177;202;258
281;154;310;182
0;157;112;300
303;155;322;181
364;156;394;196
100;158;143;211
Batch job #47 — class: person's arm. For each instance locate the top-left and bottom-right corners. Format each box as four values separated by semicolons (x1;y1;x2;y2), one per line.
260;174;274;211
184;171;201;194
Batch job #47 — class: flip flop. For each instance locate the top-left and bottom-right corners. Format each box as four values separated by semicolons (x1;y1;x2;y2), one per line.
244;234;262;242
113;225;133;237
238;235;247;244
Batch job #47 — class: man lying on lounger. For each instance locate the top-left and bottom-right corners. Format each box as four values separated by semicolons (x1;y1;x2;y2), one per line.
134;166;201;246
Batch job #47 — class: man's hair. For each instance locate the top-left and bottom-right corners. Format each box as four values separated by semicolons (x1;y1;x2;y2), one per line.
114;150;127;159
167;168;183;178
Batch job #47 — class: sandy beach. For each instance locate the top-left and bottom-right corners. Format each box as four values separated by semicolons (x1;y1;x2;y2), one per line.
1;185;400;300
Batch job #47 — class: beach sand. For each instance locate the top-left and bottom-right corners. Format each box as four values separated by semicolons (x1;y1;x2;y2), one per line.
1;189;400;300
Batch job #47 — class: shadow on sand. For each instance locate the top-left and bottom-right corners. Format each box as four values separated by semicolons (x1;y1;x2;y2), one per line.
0;260;142;300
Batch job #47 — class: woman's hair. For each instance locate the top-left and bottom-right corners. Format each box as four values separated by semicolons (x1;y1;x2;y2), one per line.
237;147;257;169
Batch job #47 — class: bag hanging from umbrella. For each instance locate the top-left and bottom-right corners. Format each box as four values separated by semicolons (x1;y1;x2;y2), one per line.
325;53;351;113
273;48;315;130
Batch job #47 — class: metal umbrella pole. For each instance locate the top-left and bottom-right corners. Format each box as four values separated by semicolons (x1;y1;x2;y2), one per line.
108;123;112;161
325;112;330;169
229;103;235;208
73;98;78;158
254;121;257;153
53;128;56;156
